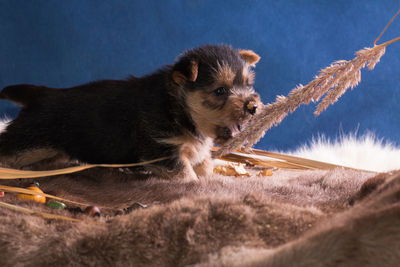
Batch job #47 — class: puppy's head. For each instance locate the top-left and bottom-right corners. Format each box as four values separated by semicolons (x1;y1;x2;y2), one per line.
171;45;263;145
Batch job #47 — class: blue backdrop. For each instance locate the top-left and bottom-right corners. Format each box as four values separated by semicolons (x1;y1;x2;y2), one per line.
0;0;399;151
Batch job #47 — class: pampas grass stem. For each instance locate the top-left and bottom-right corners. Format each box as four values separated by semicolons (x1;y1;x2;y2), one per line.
214;36;400;158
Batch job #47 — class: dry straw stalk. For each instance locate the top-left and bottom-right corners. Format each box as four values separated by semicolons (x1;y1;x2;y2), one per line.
0;201;82;222
214;36;400;158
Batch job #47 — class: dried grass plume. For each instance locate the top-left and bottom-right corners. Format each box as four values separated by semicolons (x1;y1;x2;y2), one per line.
214;37;400;158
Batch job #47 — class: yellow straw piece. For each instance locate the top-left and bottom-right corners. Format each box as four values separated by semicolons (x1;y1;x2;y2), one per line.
215;147;372;172
0;156;169;179
0;201;82;222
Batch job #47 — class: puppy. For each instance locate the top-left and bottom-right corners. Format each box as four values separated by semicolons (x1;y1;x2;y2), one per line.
0;45;262;181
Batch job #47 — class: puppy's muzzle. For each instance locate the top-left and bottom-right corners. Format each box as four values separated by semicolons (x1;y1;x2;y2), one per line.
245;100;258;115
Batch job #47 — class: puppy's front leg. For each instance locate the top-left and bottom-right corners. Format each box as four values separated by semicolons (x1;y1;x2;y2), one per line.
193;156;213;178
177;150;199;182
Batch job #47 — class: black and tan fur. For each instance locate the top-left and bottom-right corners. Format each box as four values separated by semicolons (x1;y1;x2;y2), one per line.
0;45;262;180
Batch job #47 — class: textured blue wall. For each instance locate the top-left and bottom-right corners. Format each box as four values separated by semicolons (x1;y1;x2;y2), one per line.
0;0;399;150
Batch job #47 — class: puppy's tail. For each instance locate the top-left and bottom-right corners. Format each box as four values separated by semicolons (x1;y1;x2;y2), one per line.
0;84;53;107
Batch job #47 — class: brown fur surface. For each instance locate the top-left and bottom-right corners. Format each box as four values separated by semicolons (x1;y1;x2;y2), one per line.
0;165;399;266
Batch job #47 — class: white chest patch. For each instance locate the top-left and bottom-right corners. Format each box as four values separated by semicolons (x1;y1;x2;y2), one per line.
159;134;213;167
182;137;213;166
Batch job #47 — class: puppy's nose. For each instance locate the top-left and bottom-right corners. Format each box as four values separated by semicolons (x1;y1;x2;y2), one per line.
245;100;258;115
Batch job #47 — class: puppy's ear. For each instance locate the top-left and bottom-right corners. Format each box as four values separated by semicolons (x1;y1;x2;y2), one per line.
239;50;260;66
172;59;198;85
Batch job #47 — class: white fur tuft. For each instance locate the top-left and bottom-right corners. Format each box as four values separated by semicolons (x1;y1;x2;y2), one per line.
287;132;400;172
0;117;11;133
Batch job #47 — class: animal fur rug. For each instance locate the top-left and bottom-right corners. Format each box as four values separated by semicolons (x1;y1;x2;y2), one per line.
0;115;399;267
1;161;400;266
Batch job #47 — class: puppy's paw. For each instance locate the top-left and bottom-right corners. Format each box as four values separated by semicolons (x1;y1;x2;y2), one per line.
193;158;213;179
177;167;199;182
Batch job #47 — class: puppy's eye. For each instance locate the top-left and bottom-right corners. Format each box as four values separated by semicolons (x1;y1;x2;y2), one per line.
214;87;227;96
